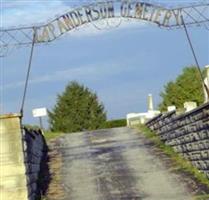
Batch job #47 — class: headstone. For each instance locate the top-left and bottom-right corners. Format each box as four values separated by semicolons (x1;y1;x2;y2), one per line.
204;65;209;103
167;106;176;112
184;102;197;112
126;113;143;127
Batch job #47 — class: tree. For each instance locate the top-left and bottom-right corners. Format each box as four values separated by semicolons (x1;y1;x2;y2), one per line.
48;81;106;132
159;66;204;111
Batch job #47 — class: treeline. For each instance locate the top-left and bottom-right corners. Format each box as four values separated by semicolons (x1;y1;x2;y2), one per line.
102;119;126;129
42;65;204;133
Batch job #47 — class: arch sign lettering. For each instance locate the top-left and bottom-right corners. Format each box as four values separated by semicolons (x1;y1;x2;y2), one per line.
35;0;183;43
1;0;208;55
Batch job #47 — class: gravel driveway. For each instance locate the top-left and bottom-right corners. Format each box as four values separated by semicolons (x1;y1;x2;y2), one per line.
47;127;194;200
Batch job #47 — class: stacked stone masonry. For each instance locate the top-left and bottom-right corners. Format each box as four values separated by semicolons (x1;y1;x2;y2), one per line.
23;128;48;200
146;102;209;179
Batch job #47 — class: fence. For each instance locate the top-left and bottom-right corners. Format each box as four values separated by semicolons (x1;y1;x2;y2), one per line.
146;102;209;178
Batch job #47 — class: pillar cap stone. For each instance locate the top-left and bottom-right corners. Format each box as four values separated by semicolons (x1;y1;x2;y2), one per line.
0;113;21;119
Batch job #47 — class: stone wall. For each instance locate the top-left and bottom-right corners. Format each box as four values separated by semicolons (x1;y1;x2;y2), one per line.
146;102;209;178
23;128;49;200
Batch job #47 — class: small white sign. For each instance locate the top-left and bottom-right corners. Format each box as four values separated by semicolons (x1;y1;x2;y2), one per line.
32;108;47;117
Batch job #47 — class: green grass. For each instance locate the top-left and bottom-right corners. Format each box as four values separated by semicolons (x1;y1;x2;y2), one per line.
138;125;209;190
102;119;127;129
43;131;63;141
193;194;209;200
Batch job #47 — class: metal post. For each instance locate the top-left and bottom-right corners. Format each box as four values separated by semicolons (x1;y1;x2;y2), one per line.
39;117;43;130
181;15;209;99
20;28;36;118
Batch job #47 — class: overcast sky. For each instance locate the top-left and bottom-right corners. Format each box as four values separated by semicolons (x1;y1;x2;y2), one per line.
1;0;209;128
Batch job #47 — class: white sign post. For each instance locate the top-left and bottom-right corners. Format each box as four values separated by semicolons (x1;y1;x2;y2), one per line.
32;107;47;130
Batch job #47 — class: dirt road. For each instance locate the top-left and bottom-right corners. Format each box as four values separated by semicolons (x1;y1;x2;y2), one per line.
47;127;195;200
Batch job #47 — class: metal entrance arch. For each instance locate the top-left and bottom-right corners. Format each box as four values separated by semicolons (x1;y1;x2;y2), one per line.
1;0;209;118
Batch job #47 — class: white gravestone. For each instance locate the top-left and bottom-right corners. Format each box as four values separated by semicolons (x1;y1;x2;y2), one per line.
204;65;209;103
184;102;197;112
167;106;176;112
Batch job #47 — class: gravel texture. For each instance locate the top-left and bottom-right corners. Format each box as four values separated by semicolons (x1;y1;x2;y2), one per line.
47;127;193;200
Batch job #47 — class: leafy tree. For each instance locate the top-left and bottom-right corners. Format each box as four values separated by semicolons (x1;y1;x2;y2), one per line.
159;66;204;111
48;81;106;132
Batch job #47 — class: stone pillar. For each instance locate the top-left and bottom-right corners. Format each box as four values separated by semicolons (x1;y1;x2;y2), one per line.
0;114;28;200
147;94;154;111
204;65;209;103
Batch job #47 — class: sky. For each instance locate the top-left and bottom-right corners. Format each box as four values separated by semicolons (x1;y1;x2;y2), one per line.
1;0;209;128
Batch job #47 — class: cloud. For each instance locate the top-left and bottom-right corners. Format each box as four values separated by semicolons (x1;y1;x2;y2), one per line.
1;0;149;37
1;0;69;28
2;0;208;29
1;61;138;91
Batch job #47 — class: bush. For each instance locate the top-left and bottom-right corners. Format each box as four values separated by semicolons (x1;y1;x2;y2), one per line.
102;119;126;128
48;81;106;132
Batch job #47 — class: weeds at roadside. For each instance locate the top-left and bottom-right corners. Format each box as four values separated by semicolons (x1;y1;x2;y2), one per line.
43;131;63;141
138;125;209;194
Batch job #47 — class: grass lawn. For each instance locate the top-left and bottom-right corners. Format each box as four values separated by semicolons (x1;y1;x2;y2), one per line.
43;131;63;141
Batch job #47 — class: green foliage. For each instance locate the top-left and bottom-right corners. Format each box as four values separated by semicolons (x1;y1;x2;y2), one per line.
43;131;63;141
193;195;209;200
48;81;106;133
23;124;40;130
102;119;126;128
159;66;204;111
